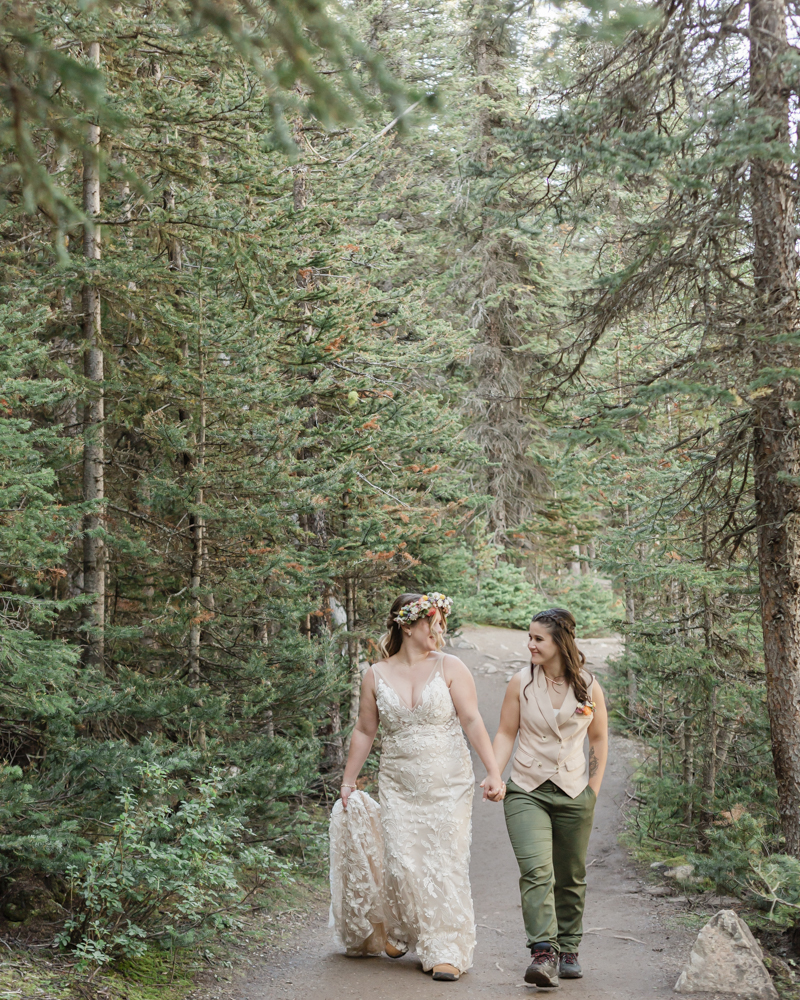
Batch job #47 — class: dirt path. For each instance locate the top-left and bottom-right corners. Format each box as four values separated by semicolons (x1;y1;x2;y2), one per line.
230;625;715;999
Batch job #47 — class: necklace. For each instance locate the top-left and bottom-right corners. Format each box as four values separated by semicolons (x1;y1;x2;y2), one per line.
546;674;567;686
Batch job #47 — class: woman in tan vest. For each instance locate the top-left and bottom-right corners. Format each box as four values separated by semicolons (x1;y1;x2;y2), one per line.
491;608;608;988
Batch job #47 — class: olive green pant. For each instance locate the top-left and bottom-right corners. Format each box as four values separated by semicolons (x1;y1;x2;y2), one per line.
503;778;596;954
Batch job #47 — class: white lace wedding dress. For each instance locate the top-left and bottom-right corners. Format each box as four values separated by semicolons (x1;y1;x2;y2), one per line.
329;655;476;972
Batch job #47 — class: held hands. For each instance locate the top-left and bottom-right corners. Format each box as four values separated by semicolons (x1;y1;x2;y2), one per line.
343;775;508;805
480;772;506;802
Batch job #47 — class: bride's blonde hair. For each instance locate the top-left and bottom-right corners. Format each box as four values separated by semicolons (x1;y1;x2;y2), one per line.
378;593;448;658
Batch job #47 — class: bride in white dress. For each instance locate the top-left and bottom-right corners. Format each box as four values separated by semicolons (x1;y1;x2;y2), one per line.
330;592;505;981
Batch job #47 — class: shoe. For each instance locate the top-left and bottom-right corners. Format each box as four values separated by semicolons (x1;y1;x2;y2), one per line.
558;953;582;979
524;947;559;988
432;964;461;981
385;941;408;959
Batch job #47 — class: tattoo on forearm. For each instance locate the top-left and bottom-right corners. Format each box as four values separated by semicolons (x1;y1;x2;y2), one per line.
589;746;598;778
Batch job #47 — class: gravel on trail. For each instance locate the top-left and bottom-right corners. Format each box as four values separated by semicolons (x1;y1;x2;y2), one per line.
205;624;738;1000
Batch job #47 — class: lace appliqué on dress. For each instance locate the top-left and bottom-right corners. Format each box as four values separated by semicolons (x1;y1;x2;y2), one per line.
329;659;476;972
329;790;387;956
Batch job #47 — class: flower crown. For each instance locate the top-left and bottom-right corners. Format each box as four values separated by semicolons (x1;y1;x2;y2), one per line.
394;593;453;625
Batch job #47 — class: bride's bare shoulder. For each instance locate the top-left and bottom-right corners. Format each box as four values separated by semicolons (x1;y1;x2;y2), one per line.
439;651;470;678
361;663;380;689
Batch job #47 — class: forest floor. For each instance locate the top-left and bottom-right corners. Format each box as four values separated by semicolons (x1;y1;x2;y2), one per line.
189;624;748;1000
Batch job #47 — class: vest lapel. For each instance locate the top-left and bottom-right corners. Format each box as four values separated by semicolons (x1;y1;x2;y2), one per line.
532;665;562;740
556;681;579;727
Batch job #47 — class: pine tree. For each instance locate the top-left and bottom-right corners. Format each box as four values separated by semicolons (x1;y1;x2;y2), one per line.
499;0;800;856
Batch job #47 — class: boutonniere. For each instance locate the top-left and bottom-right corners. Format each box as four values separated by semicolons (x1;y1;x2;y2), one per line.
576;700;595;716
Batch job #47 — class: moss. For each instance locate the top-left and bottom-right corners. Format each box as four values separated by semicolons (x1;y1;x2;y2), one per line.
0;872;327;1000
0;950;198;1000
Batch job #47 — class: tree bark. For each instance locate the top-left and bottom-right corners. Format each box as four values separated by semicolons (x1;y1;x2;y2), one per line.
681;703;694;826
81;40;104;668
674;579;694;825
749;0;800;857
465;1;542;538
623;504;637;715
188;341;206;701
699;524;718;832
345;577;361;740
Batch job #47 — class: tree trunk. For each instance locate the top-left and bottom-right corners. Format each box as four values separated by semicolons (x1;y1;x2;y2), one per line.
700;684;717;831
699;526;718;831
188;339;206;751
345;577;361;738
81;40;104;668
681;703;694;826
674;579;694;825
623;504;637;715
464;2;542;539
569;550;581;576
166;169;208;750
749;0;800;857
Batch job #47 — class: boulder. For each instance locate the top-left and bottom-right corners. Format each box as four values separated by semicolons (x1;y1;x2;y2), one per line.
665;863;696;881
0;875;66;924
644;885;675;896
674;909;778;998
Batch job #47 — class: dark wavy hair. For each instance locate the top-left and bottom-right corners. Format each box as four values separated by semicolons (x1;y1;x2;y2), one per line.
523;608;592;703
377;593;448;659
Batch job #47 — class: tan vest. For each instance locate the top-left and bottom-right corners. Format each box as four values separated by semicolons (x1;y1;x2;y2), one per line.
510;665;595;799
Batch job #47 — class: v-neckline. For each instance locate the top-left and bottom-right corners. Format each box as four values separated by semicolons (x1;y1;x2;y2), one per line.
532;665;564;740
376;659;442;712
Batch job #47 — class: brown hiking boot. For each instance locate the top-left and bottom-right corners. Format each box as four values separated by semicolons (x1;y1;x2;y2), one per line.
524;947;559;988
559;953;582;979
432;964;461;981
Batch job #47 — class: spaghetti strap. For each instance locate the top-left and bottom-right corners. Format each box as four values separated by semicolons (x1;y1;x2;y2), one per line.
423;656;444;690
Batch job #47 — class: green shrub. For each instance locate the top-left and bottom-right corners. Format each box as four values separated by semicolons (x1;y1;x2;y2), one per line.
454;559;621;636
540;575;623;638
693;815;800;926
54;764;294;968
457;562;537;629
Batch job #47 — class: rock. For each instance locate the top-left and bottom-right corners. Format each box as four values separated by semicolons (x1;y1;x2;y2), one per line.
644;885;675;896
665;863;695;881
328;596;347;628
2;898;27;922
764;954;795;983
674;909;778;998
456;641;477;650
701;893;741;909
485;664;498;674
0;875;66;924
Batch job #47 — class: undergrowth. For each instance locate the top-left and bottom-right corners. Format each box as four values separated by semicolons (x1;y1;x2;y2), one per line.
0;876;326;1000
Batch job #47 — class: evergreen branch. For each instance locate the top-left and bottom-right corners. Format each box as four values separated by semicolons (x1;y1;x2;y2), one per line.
355;472;410;508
